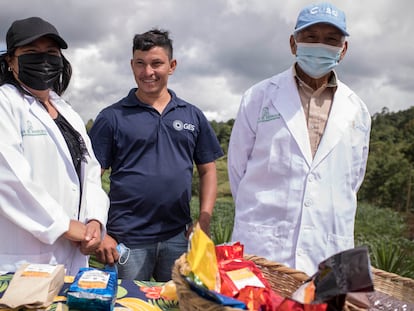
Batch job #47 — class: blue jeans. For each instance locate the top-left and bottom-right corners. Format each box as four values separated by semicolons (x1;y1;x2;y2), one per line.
116;229;188;282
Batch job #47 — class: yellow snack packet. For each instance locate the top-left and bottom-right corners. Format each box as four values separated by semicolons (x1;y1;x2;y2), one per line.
186;223;218;290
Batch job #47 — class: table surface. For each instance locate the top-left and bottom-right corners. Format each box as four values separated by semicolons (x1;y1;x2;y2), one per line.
0;273;180;310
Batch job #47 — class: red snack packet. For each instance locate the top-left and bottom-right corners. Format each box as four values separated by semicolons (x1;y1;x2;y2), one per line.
218;259;270;297
238;286;285;311
215;242;244;262
276;298;327;311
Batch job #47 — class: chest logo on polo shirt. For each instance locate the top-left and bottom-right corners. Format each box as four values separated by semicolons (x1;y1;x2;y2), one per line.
173;120;195;132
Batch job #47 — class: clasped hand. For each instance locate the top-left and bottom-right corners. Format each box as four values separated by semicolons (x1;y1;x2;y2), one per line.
63;219;102;255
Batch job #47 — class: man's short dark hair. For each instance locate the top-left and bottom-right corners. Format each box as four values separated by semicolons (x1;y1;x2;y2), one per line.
133;29;173;59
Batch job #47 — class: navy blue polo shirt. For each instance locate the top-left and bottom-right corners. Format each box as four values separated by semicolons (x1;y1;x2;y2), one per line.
89;88;223;246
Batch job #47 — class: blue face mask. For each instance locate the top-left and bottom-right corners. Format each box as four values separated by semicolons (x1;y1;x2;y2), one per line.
295;42;343;79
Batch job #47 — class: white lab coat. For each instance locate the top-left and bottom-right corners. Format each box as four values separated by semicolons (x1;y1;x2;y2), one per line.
228;67;371;276
0;84;109;275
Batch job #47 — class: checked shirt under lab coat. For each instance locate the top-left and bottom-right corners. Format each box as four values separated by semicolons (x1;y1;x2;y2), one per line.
0;84;109;275
228;67;371;276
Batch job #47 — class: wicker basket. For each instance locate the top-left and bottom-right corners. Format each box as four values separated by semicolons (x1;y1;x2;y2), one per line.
370;267;414;303
172;253;308;311
172;253;414;311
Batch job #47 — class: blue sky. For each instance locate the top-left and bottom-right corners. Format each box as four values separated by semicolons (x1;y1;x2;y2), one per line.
1;0;413;122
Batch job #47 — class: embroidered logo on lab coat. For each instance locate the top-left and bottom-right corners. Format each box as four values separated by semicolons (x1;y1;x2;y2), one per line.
21;120;47;136
258;107;280;123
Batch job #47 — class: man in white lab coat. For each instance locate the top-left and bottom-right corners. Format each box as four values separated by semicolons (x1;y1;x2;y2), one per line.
228;3;371;276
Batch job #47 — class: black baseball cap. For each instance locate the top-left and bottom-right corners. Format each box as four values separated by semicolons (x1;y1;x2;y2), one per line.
6;17;68;52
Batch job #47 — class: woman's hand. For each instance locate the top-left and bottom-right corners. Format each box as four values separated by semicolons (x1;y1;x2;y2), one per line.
80;220;102;255
63;219;86;242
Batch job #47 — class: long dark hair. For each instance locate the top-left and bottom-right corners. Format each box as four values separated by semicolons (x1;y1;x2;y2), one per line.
0;50;72;96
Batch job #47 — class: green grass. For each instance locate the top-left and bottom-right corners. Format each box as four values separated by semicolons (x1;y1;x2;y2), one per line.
355;203;414;278
369;239;414;277
190;197;234;245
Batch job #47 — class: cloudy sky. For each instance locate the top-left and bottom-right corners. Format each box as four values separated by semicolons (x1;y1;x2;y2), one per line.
1;0;413;122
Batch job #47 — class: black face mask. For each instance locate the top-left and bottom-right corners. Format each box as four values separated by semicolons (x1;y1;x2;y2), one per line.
17;53;63;91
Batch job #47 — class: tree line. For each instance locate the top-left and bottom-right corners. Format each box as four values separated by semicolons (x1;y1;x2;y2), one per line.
87;105;414;213
208;106;414;213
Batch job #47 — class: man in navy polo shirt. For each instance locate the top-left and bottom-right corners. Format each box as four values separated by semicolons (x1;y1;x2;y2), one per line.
89;29;224;281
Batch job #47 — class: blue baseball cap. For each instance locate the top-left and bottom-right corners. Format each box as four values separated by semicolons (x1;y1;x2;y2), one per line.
294;3;349;36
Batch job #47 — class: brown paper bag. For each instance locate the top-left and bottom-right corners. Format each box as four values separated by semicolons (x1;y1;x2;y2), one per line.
0;263;65;309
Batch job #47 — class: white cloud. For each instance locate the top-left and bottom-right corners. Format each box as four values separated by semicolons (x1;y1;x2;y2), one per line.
1;0;413;122
170;75;241;122
64;45;134;121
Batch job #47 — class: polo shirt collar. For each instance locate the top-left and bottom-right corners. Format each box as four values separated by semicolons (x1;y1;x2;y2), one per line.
122;88;187;109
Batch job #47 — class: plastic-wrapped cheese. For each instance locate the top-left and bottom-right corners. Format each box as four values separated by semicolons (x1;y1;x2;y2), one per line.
67;267;117;311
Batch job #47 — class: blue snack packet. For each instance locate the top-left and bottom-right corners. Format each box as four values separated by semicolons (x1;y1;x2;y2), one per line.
67;267;117;311
184;276;247;309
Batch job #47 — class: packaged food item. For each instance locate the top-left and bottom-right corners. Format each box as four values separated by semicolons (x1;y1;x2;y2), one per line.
66;267;117;311
0;263;64;309
291;279;315;303
184;275;247;309
184;238;331;311
292;246;374;311
218;259;267;297
313;246;374;302
186;223;218;291
238;285;286;311
216;243;287;310
276;297;328;311
216;242;244;262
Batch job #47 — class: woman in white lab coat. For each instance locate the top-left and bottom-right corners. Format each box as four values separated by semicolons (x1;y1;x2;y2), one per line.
0;17;109;275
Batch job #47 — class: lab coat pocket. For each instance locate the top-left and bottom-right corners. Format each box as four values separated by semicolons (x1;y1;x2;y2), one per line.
233;219;292;259
0;252;56;273
327;233;354;255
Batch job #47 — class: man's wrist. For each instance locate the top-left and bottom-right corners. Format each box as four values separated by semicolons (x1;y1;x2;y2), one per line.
198;211;212;235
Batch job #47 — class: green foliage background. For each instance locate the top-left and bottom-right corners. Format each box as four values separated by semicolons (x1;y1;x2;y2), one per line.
97;106;414;278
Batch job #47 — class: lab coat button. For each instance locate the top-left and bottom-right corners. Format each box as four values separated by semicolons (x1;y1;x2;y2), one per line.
308;175;314;182
304;199;312;207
